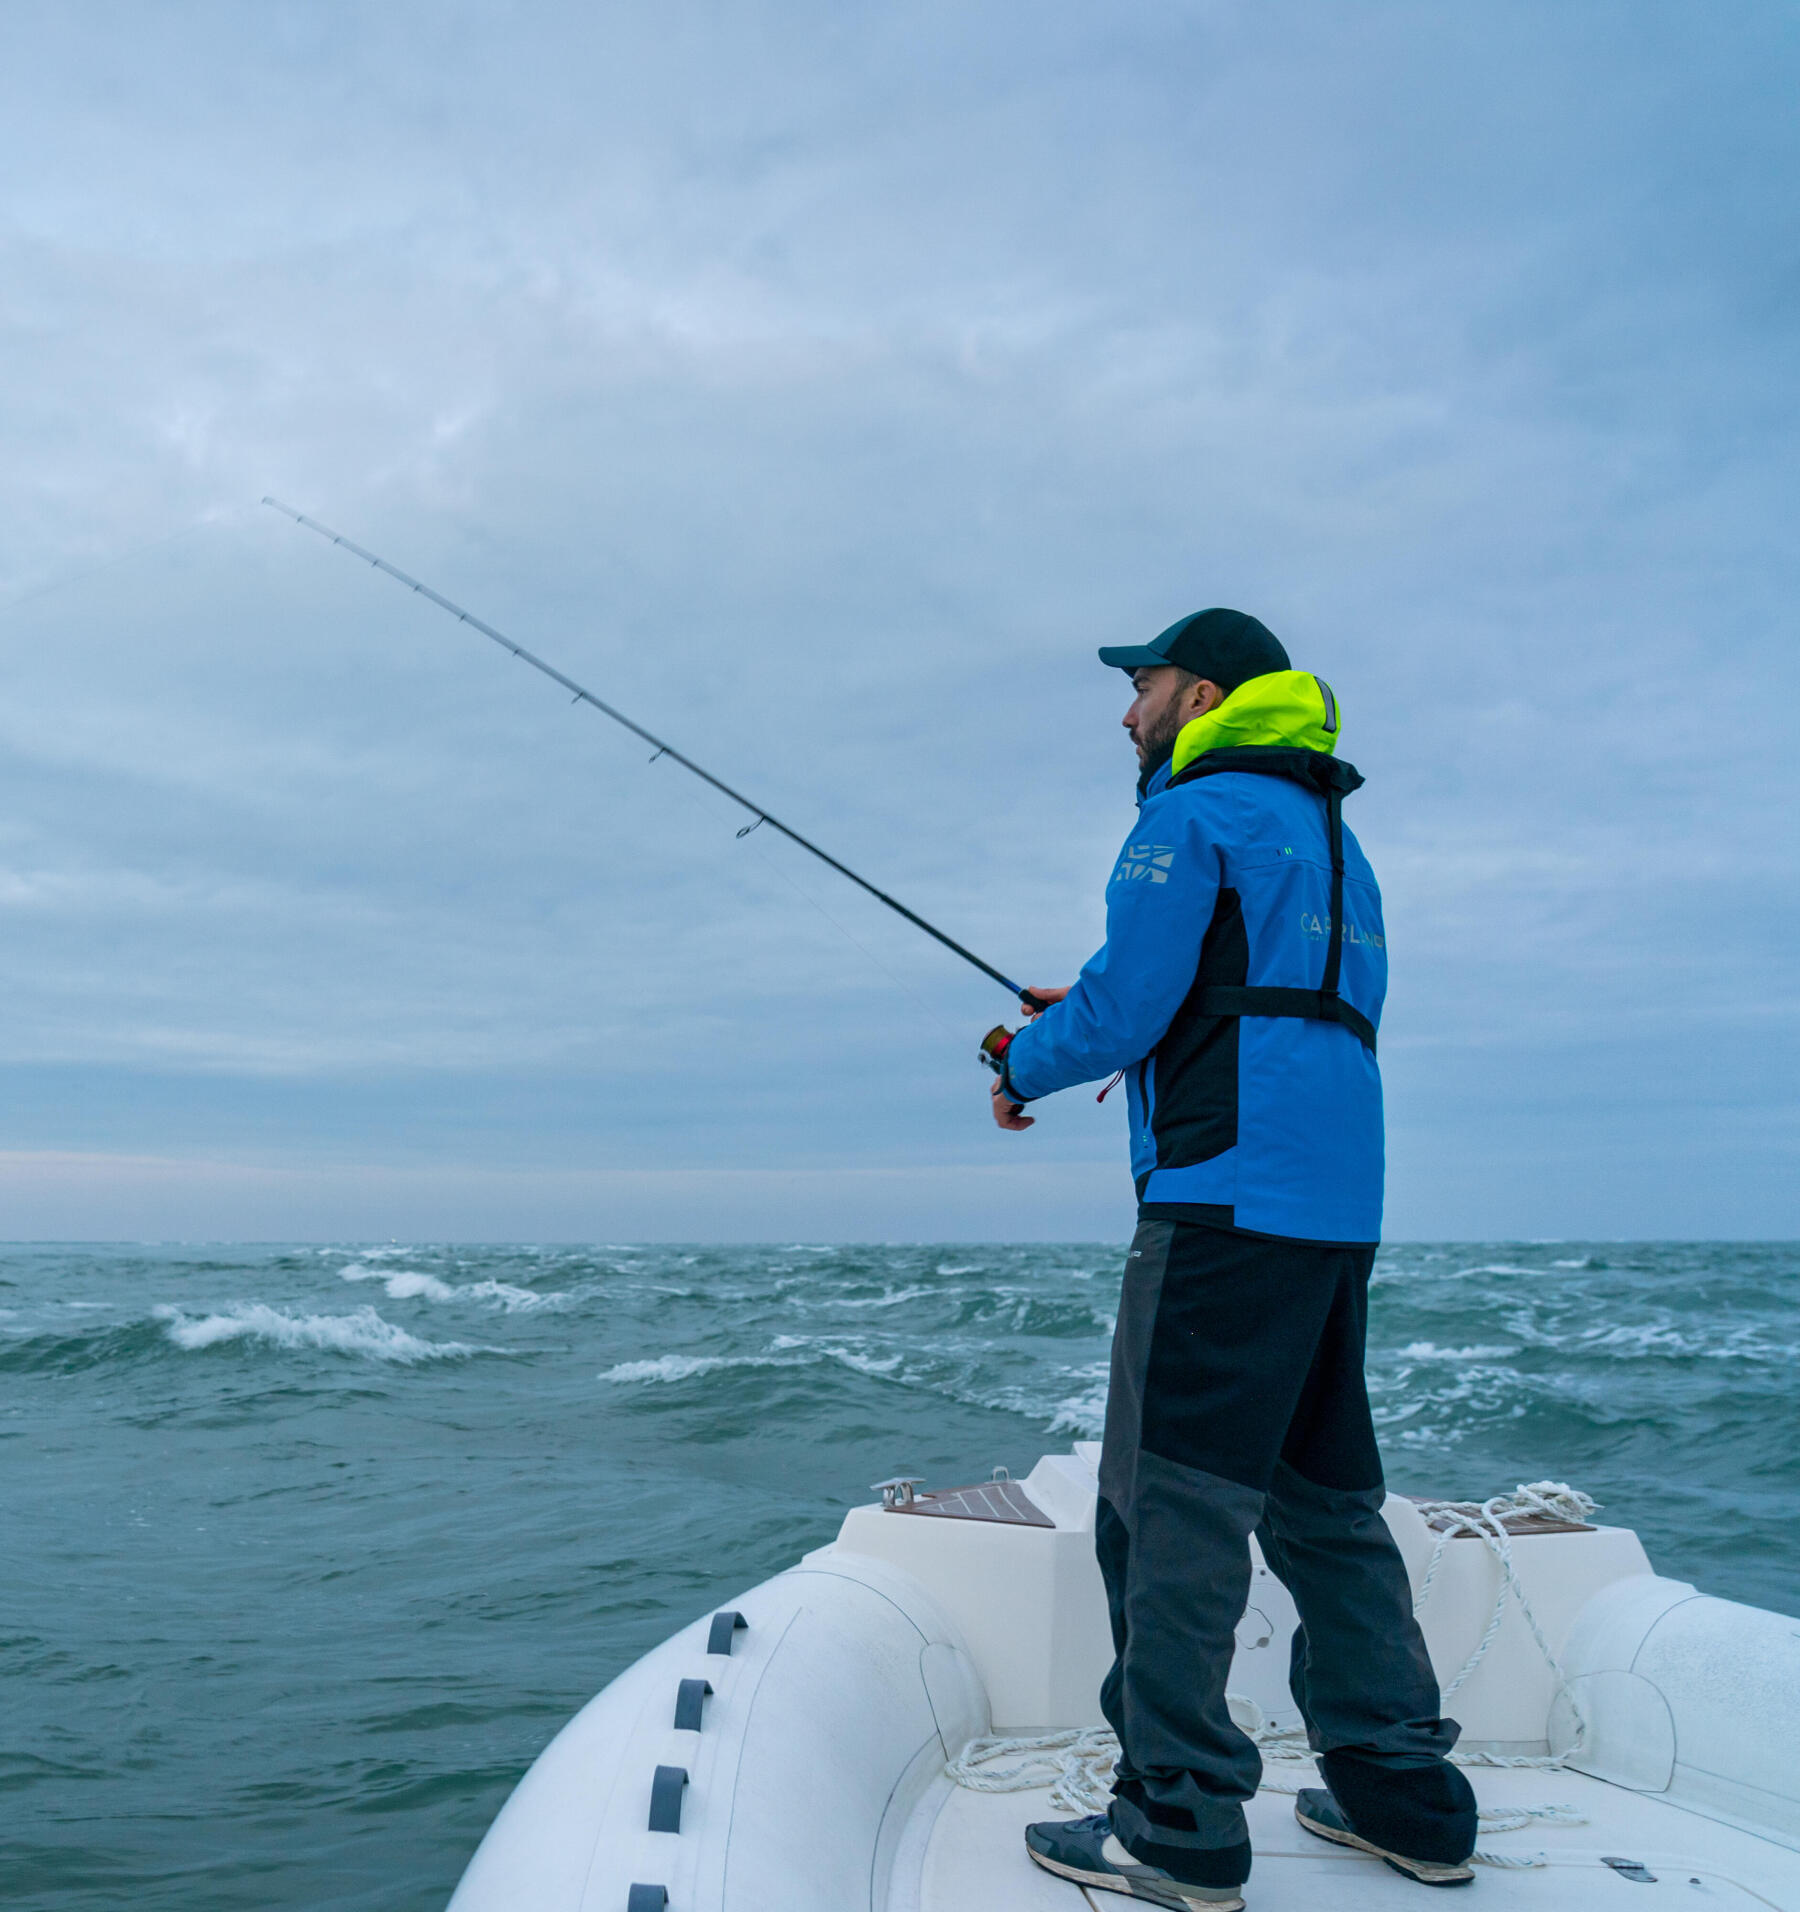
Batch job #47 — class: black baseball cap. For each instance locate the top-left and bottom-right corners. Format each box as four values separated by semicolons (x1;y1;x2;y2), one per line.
1098;608;1290;689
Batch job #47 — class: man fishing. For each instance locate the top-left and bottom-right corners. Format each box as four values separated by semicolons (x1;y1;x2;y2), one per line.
987;610;1477;1908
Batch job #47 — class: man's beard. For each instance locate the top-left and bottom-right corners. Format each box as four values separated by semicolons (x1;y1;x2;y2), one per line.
1135;698;1189;776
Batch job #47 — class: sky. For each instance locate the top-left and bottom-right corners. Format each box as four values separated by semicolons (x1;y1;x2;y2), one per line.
0;1;1795;1241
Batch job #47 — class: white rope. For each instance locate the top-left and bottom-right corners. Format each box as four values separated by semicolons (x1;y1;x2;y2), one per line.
945;1728;1118;1816
946;1715;1586;1867
1409;1481;1596;1761
947;1723;1587;1869
1221;1701;1587;1866
947;1480;1607;1872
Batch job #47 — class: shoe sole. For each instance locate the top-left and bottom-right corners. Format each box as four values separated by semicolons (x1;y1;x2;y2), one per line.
1025;1842;1245;1910
1294;1804;1474;1887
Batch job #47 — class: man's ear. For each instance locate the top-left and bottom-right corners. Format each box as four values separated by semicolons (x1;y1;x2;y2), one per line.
1192;678;1226;715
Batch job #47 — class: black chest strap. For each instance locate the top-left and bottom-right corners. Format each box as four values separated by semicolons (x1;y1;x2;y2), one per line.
1197;984;1376;1053
1167;746;1377;1056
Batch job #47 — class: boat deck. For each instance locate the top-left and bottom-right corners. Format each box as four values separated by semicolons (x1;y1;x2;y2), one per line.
899;1765;1800;1909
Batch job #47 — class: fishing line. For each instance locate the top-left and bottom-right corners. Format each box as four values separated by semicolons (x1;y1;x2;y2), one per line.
263;498;1046;1014
604;688;966;1044
739;836;965;1042
0;516;222;623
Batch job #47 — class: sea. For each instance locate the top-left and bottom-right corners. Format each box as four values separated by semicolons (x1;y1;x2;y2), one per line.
3;1239;1795;1910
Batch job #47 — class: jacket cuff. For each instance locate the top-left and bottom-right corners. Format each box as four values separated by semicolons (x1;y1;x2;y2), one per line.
997;1033;1035;1104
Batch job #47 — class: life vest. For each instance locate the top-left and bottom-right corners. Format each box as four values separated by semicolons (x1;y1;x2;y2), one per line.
1165;675;1376;1055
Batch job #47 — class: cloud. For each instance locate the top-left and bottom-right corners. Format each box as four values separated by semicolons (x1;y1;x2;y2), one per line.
0;2;1794;1236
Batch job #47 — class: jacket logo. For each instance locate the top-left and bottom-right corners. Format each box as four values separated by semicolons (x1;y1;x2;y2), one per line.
1112;843;1175;885
1300;911;1385;949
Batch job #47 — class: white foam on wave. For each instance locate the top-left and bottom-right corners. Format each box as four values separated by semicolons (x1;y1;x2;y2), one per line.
1390;1341;1520;1361
461;1279;565;1312
338;1265;564;1311
1583;1320;1693;1356
340;1258;417;1285
822;1345;904;1377
341;1265;458;1302
1047;1370;1109;1439
602;1340;909;1386
1568;1318;1798;1363
768;1332;910;1375
600;1352;799;1384
154;1302;478;1363
1379;1260;1539;1284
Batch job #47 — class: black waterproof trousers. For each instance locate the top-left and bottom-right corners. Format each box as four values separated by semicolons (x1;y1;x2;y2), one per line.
1098;1216;1462;1866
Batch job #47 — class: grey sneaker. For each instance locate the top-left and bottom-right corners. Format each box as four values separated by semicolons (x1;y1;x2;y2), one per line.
1295;1788;1474;1887
1024;1812;1247;1909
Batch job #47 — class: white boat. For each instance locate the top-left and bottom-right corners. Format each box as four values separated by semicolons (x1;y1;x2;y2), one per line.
447;1442;1800;1909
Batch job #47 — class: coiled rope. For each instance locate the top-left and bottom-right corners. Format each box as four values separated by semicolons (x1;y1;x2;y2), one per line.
1409;1480;1596;1762
945;1481;1601;1869
945;1723;1588;1868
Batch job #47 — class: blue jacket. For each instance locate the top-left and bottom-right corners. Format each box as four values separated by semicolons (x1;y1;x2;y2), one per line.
1001;673;1386;1244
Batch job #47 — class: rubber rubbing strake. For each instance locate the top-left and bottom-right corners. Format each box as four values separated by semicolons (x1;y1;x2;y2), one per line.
673;1678;712;1730
706;1610;747;1654
647;1765;688;1834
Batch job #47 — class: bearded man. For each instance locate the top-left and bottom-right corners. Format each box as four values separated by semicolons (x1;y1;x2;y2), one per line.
990;610;1476;1908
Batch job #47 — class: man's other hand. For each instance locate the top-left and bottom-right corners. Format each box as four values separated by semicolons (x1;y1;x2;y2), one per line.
990;1078;1034;1130
1022;985;1069;1021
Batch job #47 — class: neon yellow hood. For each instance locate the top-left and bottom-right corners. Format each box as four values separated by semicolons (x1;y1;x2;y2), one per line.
1169;670;1340;778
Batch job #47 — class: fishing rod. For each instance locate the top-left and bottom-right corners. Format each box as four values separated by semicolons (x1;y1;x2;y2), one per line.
263;499;1048;1015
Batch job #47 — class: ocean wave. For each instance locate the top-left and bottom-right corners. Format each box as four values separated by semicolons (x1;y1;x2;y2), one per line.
153;1303;480;1363
814;1285;934;1311
1497;1313;1799;1363
825;1347;905;1377
342;1264;458;1302
600;1335;1067;1422
338;1264;564;1311
599;1343;914;1390
0;1317;184;1375
461;1279;566;1311
945;1289;1111;1337
1388;1341;1521;1361
1369;1359;1550;1438
1046;1371;1110;1439
1581;1321;1700;1357
769;1334;905;1378
599;1353;801;1384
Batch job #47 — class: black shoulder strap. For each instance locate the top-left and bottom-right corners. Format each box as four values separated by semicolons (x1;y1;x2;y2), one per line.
1171;746;1376;1055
